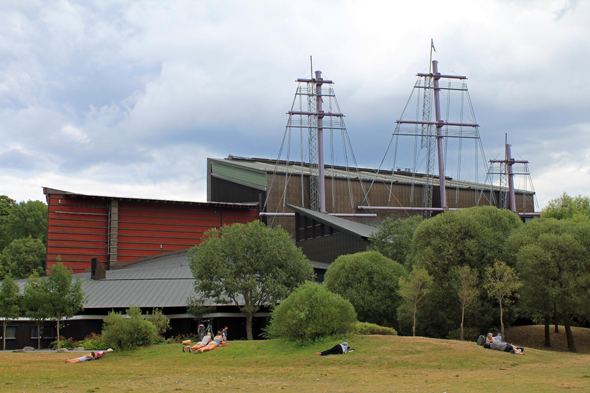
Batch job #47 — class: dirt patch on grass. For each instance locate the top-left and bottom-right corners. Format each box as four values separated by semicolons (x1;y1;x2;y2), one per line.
506;325;590;353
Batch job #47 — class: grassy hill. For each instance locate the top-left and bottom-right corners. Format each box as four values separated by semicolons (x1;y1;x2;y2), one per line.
1;329;589;392
506;325;590;353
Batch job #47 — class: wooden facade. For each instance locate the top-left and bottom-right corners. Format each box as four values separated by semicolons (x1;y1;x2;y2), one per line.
208;157;536;237
44;188;259;273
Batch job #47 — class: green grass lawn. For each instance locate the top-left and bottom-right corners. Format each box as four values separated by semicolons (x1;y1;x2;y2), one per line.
1;334;590;392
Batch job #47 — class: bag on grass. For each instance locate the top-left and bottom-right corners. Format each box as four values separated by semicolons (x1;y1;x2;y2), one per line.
476;335;486;346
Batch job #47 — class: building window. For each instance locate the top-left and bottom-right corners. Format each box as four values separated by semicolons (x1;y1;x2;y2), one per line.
5;326;17;339
31;326;39;339
43;326;57;339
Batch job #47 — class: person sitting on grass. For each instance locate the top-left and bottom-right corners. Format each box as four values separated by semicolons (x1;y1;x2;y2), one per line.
316;342;353;356
197;331;225;353
65;351;97;363
484;333;524;355
183;333;212;353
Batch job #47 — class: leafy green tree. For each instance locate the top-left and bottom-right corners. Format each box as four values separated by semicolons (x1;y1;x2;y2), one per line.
147;308;171;336
0;237;46;279
37;262;86;349
451;265;480;341
484;261;522;341
189;221;313;340
2;200;48;249
0;196;16;249
542;193;590;221
265;282;357;342
407;206;522;337
0;275;21;350
398;266;433;337
23;272;49;349
324;251;407;328
510;218;590;352
369;215;422;266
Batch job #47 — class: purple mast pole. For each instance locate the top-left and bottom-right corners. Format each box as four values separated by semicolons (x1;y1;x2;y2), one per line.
431;60;447;210
506;143;517;213
315;70;326;213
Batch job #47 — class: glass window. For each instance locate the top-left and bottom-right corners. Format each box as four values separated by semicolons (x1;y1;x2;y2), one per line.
5;326;17;339
31;326;39;339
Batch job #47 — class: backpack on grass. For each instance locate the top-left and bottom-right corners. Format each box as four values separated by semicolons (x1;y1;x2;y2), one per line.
476;335;486;346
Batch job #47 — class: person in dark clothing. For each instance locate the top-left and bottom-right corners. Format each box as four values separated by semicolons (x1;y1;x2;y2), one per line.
316;342;352;356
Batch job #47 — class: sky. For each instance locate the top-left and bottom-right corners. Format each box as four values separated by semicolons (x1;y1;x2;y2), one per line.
0;0;588;209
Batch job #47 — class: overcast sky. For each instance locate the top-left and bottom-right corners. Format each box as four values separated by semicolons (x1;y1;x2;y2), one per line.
0;0;587;209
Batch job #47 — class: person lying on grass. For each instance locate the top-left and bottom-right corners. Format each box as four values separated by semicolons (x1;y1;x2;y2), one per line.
316;342;354;356
484;333;524;355
196;331;226;353
183;333;212;352
65;351;103;363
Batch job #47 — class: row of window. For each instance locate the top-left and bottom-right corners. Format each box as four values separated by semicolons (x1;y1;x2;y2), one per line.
1;326;57;340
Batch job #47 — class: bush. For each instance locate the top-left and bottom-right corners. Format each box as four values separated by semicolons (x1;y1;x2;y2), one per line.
265;282;357;343
101;306;158;351
324;251;407;328
355;322;397;335
146;308;171;336
49;336;78;349
78;333;110;350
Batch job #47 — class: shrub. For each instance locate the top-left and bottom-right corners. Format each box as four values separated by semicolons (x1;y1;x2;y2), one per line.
355;322;397;335
49;336;78;349
101;306;158;351
78;332;110;350
265;282;357;343
146;308;171;336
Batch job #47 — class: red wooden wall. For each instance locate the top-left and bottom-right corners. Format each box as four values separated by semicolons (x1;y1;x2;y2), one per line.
45;188;259;273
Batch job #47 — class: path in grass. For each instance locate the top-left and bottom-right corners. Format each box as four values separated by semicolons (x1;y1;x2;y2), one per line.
1;335;589;392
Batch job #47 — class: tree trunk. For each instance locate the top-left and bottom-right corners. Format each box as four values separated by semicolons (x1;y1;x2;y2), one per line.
554;304;559;333
412;304;417;337
57;320;61;349
246;313;253;341
37;326;41;351
499;300;505;341
460;305;465;341
544;315;551;347
563;313;576;352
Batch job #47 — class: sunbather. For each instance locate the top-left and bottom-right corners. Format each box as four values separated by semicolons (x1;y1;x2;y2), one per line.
197;331;224;353
485;333;524;355
183;333;212;352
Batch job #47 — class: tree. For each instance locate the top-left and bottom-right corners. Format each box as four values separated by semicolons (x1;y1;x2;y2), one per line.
0;276;21;350
0;195;17;252
38;262;86;349
510;218;590;352
484;261;522;341
0;237;46;280
542;192;590;221
102;306;158;351
2;200;48;250
324;251;407;328
189;221;313;340
398;266;433;337
407;206;522;337
265;282;357;342
23;272;49;350
451;265;480;341
369;215;422;266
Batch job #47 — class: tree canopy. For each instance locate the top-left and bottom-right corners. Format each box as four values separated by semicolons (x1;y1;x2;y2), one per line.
369;215;422;266
541;192;590;221
28;262;86;349
0;237;46;279
406;206;522;337
0;275;21;350
508;218;590;351
189;220;313;340
324;251;407;328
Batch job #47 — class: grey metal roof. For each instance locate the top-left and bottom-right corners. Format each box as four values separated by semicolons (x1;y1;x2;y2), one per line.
287;204;379;240
210;157;534;194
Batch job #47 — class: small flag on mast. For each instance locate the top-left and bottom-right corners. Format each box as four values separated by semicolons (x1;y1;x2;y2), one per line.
431;39;436;53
